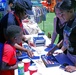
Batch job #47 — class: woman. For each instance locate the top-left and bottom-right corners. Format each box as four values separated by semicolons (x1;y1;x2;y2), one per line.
50;0;76;72
59;0;76;72
48;2;65;48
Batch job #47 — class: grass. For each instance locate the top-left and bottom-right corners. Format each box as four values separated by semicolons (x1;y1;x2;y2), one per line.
38;12;55;35
38;12;59;44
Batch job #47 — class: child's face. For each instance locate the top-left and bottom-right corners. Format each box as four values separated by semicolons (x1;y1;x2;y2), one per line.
15;31;23;44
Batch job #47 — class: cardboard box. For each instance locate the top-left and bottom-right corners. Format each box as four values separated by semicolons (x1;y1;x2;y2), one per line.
33;37;46;46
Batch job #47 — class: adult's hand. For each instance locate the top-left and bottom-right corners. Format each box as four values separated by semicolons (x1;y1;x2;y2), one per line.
47;45;58;56
65;65;76;73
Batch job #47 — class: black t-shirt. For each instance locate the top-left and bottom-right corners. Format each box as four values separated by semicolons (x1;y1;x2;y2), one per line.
56;17;65;43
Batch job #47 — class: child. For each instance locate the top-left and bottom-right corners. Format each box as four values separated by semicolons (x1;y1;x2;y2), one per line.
0;25;23;75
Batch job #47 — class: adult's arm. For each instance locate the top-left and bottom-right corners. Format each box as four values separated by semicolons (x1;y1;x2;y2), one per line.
51;17;58;45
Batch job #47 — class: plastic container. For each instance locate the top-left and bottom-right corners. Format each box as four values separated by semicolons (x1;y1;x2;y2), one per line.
18;63;24;75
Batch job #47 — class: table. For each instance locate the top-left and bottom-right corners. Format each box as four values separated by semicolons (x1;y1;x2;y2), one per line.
15;34;76;75
22;18;42;35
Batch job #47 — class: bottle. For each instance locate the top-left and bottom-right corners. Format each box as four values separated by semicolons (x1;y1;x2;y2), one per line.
48;32;51;38
18;63;24;75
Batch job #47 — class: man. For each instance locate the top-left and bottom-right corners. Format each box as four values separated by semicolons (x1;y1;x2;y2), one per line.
3;0;13;16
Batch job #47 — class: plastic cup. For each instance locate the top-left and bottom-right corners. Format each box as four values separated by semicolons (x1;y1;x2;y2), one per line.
28;66;38;75
22;59;30;72
32;72;39;75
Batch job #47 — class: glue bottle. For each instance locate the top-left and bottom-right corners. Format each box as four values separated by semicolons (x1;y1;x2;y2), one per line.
18;63;24;75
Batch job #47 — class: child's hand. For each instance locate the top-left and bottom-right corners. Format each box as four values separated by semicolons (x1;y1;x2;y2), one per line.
16;51;22;56
27;50;34;57
28;41;35;47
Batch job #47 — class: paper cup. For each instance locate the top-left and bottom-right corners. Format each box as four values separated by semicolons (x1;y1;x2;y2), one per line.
29;66;37;75
22;59;30;72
